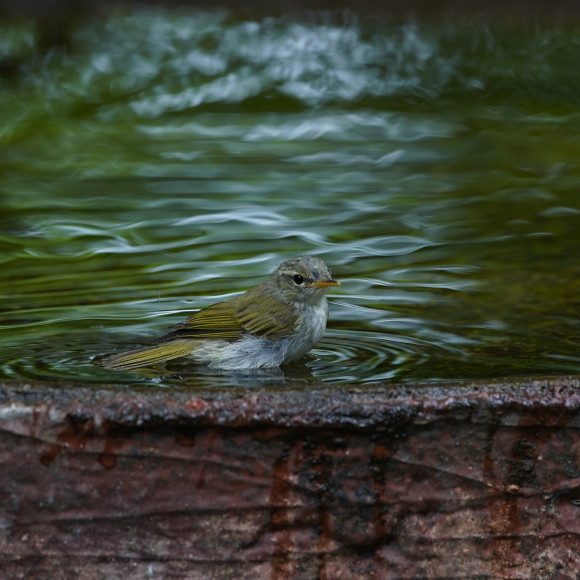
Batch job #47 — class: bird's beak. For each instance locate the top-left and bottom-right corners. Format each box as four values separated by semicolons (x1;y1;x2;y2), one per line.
311;279;340;289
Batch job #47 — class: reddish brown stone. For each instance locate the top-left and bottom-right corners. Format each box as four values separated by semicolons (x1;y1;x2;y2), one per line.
0;377;579;578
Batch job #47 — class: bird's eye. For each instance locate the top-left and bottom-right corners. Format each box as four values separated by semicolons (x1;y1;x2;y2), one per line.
293;274;304;285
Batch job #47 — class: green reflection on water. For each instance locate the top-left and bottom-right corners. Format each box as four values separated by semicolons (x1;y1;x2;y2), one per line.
0;9;579;388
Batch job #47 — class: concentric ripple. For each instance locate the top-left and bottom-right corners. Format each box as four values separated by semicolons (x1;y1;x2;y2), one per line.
309;329;465;383
0;328;465;388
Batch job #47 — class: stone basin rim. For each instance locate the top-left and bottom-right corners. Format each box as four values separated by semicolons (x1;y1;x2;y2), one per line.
0;375;578;431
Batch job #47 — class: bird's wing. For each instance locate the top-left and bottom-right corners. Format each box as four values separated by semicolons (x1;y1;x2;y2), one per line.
233;291;299;339
160;300;245;341
161;294;299;342
101;301;244;370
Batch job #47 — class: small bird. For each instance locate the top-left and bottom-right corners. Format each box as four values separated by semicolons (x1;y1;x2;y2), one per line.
101;256;339;371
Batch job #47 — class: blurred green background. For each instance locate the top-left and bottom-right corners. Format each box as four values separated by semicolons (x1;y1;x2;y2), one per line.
1;3;579;388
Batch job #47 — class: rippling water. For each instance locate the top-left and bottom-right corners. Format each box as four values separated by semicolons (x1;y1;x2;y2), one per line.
1;9;579;388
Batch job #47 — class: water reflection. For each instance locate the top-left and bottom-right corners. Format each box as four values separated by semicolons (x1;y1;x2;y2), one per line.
0;10;579;387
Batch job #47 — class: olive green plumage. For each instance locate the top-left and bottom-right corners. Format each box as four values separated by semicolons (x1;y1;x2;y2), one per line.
160;285;299;342
101;256;339;371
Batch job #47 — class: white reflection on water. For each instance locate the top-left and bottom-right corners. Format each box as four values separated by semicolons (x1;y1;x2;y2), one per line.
127;19;452;117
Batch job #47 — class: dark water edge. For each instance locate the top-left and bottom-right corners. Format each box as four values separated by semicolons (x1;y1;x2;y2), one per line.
4;0;580;56
5;0;580;20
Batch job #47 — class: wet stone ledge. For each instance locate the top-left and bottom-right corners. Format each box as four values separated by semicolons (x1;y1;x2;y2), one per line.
0;377;579;578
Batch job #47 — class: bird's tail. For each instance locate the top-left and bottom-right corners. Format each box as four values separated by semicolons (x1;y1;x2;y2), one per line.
101;340;194;371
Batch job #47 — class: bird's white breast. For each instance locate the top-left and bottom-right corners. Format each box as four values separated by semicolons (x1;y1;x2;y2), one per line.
293;298;328;352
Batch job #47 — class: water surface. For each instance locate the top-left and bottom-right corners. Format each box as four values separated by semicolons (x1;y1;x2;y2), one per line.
1;10;579;389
